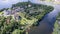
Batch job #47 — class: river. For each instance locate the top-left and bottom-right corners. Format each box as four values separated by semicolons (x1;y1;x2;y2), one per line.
0;0;60;34
29;1;60;34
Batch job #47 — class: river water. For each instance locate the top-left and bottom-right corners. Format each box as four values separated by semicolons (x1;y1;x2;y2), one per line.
29;1;60;34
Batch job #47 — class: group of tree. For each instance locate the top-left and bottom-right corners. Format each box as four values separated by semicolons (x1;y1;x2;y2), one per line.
0;1;54;34
0;16;25;34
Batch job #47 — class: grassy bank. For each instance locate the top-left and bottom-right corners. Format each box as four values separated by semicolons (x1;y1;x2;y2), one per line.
53;13;60;34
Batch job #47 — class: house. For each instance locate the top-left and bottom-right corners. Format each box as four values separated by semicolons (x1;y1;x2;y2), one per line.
15;7;20;12
3;9;12;16
7;9;12;15
14;12;21;21
3;10;9;16
28;4;31;7
12;9;16;14
12;7;24;12
16;7;24;12
12;7;17;10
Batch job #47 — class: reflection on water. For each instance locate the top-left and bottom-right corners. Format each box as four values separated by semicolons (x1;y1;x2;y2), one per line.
29;4;60;34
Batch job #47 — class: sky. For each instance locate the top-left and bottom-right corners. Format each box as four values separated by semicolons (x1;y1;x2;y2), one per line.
0;0;40;9
0;0;28;9
0;0;60;9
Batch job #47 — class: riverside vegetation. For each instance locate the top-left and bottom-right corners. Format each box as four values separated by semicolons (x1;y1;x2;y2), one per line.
0;1;54;34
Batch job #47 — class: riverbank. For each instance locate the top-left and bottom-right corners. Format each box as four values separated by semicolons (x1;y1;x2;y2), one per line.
0;1;54;34
28;1;60;34
53;20;60;34
53;13;60;34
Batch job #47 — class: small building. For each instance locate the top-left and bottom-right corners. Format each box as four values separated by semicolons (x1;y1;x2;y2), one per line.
12;9;16;14
28;4;31;7
13;7;24;12
14;13;21;21
13;7;20;12
3;10;10;16
3;9;12;16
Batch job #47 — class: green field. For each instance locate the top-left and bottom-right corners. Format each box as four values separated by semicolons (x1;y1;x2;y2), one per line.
53;20;59;34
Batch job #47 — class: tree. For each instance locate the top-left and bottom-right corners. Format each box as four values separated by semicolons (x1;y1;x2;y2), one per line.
12;29;21;34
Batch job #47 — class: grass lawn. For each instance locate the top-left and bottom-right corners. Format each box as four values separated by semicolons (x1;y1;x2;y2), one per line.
0;12;3;15
53;20;60;34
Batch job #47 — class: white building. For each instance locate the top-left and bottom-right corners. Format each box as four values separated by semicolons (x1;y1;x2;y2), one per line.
3;9;11;16
28;4;31;7
3;10;8;16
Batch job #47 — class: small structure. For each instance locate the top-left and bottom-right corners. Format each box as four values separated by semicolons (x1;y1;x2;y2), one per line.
28;4;31;7
3;9;12;16
12;7;24;12
16;7;20;12
19;7;24;11
12;9;16;14
14;12;21;21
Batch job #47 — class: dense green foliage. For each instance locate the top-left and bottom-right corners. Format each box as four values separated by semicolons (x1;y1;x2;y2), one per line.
53;13;60;34
0;2;54;34
0;16;22;34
